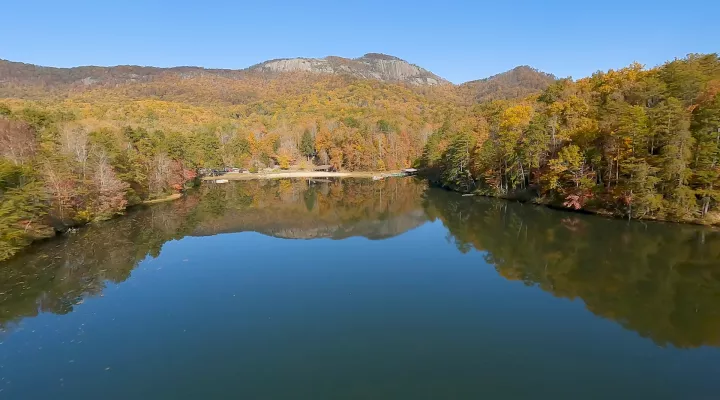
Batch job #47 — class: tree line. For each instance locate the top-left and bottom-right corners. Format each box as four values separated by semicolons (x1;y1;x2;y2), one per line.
0;107;201;260
422;54;720;224
0;74;470;260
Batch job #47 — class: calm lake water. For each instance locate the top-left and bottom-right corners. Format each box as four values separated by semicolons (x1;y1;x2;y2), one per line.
1;178;719;399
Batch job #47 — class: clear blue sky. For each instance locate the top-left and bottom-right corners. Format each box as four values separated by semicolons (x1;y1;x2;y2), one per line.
2;0;718;84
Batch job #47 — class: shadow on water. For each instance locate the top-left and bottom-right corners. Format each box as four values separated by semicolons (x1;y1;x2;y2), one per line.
1;178;720;349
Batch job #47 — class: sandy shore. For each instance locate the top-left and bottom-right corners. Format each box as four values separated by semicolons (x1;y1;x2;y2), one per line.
203;171;389;181
142;193;183;204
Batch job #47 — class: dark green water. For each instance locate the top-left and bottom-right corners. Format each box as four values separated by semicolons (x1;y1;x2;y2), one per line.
1;178;719;399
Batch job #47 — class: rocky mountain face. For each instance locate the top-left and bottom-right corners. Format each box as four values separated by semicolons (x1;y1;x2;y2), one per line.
0;53;449;88
248;53;449;86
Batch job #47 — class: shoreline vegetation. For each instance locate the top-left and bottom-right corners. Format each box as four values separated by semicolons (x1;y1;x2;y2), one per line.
2;172;719;264
420;54;720;227
1;53;719;261
433;182;720;228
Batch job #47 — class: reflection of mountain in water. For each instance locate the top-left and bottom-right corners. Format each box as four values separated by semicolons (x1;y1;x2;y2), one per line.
191;180;428;240
195;208;428;240
0;178;428;331
2;178;720;349
190;179;428;240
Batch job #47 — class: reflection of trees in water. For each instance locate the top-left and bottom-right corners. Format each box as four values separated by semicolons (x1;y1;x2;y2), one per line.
424;189;720;349
9;179;715;349
0;178;428;330
0;197;201;331
192;178;428;239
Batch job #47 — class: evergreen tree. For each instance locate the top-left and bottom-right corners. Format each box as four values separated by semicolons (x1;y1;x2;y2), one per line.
299;129;315;161
440;132;475;192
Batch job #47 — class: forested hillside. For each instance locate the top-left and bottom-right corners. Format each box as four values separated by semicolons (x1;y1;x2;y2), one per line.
0;54;479;260
457;66;556;103
422;54;720;225
1;53;718;261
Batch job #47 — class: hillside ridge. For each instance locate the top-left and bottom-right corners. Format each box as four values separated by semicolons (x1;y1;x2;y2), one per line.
0;55;555;89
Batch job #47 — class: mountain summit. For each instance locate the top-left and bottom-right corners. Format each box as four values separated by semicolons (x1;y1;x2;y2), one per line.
459;66;556;102
248;53;449;86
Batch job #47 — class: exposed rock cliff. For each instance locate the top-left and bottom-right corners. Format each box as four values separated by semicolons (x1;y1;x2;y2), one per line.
248;53;449;86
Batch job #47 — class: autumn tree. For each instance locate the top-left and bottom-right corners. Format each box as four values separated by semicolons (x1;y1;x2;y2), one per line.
92;149;129;219
0;118;36;165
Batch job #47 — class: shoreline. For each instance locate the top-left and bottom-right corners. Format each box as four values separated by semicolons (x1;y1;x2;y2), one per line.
203;171;391;181
1;192;188;263
2;175;716;264
142;193;183;204
431;183;720;228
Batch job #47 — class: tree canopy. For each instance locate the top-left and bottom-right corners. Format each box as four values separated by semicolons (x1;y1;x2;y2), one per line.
422;54;720;224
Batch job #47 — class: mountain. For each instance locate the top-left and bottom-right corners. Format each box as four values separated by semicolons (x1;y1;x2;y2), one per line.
0;56;555;106
0;56;555;100
248;53;449;86
458;66;556;102
0;53;449;91
0;58;246;88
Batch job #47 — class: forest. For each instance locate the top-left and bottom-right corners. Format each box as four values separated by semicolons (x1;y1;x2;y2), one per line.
422;54;720;225
1;53;719;260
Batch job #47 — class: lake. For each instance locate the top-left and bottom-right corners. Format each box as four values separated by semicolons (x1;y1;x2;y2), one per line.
1;178;719;399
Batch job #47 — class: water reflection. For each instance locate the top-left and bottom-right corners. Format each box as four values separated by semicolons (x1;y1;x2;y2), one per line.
425;190;720;349
1;178;719;349
191;178;428;239
0;178;427;331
